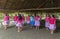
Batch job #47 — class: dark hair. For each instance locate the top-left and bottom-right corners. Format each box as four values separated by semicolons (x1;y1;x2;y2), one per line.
52;15;55;18
18;14;22;20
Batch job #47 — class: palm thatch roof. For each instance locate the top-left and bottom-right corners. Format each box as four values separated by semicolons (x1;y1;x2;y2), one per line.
0;0;60;12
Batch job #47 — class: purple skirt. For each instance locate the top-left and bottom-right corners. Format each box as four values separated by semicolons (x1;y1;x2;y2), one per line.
49;24;56;30
2;21;9;25
45;22;49;28
16;22;22;27
34;21;40;26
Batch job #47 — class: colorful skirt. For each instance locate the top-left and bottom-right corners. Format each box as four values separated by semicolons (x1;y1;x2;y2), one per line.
30;21;35;26
34;21;40;26
49;24;56;30
45;22;49;28
16;22;22;27
2;21;9;25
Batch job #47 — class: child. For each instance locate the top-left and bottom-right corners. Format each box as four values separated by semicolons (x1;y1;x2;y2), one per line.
26;15;30;24
49;15;56;34
2;14;10;30
16;14;23;32
30;15;35;29
45;14;50;30
34;15;40;30
13;14;18;26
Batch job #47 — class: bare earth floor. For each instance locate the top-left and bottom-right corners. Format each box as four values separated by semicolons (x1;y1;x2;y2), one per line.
0;26;60;39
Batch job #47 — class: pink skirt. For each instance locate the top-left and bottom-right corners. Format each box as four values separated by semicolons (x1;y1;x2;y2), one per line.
14;21;17;25
26;21;30;24
49;24;56;30
2;21;9;25
16;22;22;27
45;22;49;28
34;21;40;26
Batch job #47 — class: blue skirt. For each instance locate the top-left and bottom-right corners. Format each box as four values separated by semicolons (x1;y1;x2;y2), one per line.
30;21;35;26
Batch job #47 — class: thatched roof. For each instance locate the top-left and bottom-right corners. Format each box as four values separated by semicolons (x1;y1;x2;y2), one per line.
0;0;60;12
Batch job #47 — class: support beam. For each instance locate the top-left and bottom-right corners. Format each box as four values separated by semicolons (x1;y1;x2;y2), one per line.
0;7;60;11
19;7;60;11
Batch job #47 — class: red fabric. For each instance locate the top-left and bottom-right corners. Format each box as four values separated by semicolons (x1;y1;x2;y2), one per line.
49;18;56;24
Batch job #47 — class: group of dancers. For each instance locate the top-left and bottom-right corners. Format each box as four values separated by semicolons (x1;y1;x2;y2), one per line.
2;13;56;34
